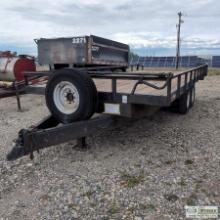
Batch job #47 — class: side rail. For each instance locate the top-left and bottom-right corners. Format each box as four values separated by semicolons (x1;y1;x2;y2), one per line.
166;64;208;104
90;71;173;106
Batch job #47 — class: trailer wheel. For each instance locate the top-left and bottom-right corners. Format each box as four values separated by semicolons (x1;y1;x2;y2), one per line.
178;90;190;114
45;69;97;123
190;86;196;107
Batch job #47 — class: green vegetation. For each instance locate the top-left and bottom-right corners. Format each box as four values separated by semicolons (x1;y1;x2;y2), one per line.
68;203;77;209
178;177;187;187
184;159;194;165
185;193;198;206
82;190;95;199
39;194;51;203
120;170;145;188
102;216;111;220
146;203;157;211
107;201;121;215
164;193;179;202
165;160;176;165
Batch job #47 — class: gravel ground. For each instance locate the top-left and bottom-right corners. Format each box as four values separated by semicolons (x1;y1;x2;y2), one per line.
0;76;220;220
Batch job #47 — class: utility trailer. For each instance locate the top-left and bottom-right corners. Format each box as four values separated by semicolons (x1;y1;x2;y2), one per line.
4;35;208;160
7;64;208;161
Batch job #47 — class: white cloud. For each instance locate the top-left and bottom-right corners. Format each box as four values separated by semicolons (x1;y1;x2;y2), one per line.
0;0;220;55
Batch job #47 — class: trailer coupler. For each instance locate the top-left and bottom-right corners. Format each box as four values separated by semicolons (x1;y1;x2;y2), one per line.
7;129;32;161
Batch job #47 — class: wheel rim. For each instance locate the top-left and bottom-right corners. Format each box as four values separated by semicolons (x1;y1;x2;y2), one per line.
53;81;80;114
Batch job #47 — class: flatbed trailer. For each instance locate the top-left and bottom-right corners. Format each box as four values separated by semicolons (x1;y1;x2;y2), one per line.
6;64;208;161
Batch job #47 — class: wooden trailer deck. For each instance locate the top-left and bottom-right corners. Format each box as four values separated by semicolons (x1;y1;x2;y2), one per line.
93;69;183;97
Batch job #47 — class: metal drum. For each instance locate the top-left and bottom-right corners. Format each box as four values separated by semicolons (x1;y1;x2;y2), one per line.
0;52;36;82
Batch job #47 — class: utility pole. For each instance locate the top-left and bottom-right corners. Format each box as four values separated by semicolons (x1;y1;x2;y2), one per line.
175;11;184;69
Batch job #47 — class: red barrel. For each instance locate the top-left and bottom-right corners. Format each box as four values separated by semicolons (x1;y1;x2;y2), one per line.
0;52;36;82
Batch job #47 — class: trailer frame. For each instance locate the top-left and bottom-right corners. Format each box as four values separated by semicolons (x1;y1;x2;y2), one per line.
6;64;208;161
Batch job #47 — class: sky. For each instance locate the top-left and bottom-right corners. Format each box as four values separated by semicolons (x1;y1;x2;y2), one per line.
0;0;220;56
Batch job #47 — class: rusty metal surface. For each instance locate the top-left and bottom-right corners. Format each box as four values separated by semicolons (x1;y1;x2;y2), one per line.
36;35;129;68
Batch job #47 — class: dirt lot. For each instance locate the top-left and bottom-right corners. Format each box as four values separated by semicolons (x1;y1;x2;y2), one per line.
0;75;219;220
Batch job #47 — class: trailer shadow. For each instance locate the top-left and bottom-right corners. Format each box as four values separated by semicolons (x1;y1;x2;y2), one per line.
32;99;215;166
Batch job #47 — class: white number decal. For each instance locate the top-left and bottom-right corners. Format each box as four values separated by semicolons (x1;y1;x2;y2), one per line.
72;37;86;44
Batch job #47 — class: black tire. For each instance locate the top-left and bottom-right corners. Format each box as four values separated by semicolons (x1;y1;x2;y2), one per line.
168;99;179;113
178;90;190;114
190;86;196;107
45;69;97;124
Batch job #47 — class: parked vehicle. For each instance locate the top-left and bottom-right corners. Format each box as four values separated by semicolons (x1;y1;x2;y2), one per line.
5;35;208;161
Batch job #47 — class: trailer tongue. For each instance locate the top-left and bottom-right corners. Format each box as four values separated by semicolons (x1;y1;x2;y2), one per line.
7;115;115;161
